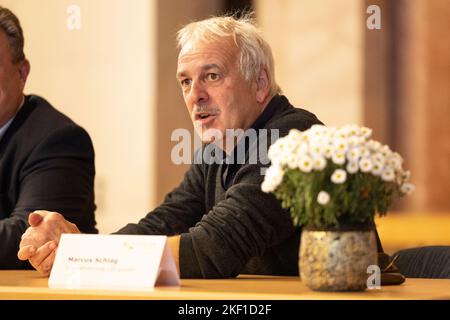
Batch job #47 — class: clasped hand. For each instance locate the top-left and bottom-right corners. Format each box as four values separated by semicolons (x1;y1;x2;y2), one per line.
17;211;80;275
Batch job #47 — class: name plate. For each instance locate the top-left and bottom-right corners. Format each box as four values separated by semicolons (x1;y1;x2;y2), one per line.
48;234;180;291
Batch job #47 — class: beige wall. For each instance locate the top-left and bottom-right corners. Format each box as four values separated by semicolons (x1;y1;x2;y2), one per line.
256;0;363;126
2;0;157;233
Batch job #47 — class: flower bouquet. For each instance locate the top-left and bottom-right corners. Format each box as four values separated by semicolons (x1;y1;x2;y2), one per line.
262;124;414;291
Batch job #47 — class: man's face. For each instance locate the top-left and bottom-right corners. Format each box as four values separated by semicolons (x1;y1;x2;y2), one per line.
176;38;263;146
0;30;28;127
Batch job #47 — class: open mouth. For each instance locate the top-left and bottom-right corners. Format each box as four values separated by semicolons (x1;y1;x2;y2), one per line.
198;113;210;119
195;112;218;125
196;112;212;120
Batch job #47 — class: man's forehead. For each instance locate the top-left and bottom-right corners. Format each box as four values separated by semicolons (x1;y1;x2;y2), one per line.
177;40;238;74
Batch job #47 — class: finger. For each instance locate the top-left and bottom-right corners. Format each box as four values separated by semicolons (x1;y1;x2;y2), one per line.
37;248;58;276
17;245;36;261
28;212;45;227
20;231;50;250
29;241;57;268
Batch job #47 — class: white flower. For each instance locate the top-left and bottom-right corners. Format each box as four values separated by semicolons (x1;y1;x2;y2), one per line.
333;138;349;153
400;183;415;195
402;170;411;181
371;153;386;166
348;136;365;147
327;126;338;138
332;151;346;165
323;145;333;159
261;165;284;192
347;124;361;137
387;152;403;171
380;145;392;157
336;126;351;138
287;154;298;169
319;135;331;147
296;142;309;156
359;158;373;173
346;147;361;162
268;138;286;160
285;140;296;153
299;155;313;172
268;148;282;162
287;129;303;142
307;124;327;140
261;180;274;193
361;127;372;139
308;139;323;155
360;147;371;158
300;134;309;143
310;145;323;157
312;156;327;170
336;131;347;139
331;169;347;184
367;139;382;151
317;191;330;205
346;161;359;174
381;167;395;182
396;168;411;185
371;161;384;176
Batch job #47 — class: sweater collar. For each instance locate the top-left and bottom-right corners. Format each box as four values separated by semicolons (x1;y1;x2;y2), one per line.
249;94;287;131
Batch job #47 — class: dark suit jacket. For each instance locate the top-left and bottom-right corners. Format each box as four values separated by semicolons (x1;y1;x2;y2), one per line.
0;95;97;268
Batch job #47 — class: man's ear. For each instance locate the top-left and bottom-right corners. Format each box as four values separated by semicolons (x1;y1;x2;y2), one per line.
18;59;30;86
255;68;270;104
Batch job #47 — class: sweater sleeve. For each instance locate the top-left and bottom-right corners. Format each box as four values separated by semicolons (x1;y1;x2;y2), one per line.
179;163;295;278
114;162;206;236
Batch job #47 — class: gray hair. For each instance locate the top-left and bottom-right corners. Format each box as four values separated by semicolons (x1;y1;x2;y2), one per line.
177;13;281;97
0;6;25;64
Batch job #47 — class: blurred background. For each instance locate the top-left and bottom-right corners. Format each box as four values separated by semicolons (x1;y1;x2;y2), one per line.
1;0;449;254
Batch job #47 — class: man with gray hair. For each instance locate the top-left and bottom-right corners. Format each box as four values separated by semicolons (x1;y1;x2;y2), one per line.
19;14;323;277
0;6;97;268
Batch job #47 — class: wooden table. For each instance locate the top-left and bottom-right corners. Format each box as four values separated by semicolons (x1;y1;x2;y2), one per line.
0;271;449;300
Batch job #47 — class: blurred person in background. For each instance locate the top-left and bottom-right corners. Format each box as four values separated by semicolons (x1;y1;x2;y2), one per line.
0;6;97;268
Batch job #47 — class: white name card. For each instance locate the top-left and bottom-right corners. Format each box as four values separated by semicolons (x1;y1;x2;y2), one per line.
48;234;180;291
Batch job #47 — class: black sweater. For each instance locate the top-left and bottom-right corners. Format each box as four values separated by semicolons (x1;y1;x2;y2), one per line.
116;95;323;278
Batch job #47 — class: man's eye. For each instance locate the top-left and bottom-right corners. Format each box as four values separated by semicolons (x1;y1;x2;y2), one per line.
180;79;191;86
206;73;219;81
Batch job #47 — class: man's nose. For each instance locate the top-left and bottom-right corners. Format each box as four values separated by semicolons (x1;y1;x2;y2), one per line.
189;80;208;105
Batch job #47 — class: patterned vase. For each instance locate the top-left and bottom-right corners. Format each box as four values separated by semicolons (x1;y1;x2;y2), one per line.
299;228;378;291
